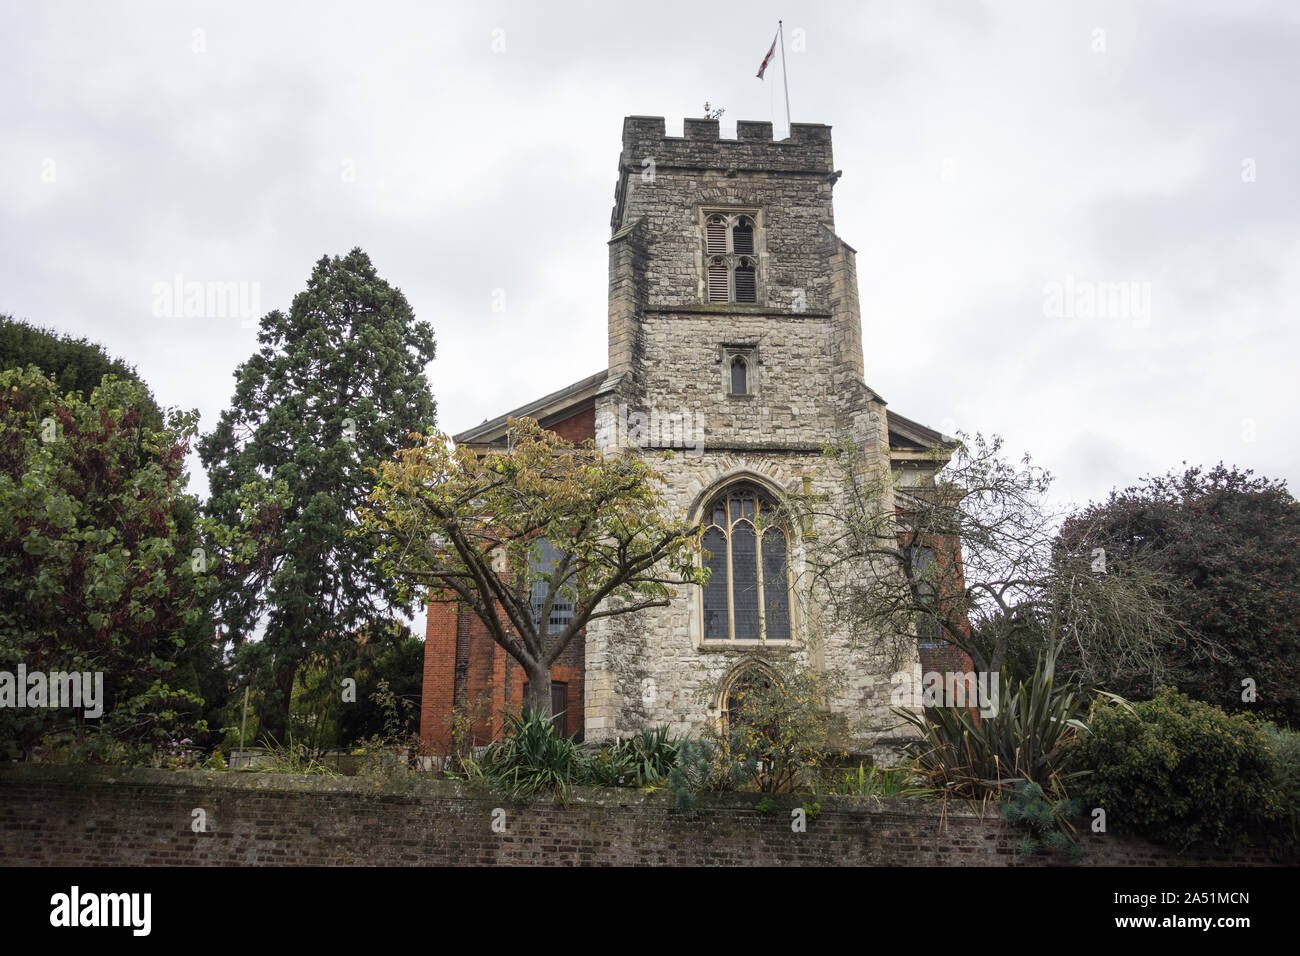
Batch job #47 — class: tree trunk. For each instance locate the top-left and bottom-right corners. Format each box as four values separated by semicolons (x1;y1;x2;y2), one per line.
523;661;552;720
258;663;296;746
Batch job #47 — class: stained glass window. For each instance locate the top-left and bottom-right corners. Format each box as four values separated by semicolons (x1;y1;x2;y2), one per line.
762;529;791;641
700;483;792;641
731;523;759;638
702;527;729;641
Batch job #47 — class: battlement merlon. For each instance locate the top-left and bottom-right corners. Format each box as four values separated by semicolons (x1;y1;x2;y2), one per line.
619;115;834;175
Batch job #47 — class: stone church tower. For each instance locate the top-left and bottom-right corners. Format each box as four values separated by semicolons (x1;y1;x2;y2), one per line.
421;116;956;758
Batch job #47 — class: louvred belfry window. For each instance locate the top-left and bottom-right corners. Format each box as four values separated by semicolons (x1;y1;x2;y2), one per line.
707;257;729;302
706;216;728;255
731;217;754;254
700;483;792;642
701;211;761;304
733;259;757;303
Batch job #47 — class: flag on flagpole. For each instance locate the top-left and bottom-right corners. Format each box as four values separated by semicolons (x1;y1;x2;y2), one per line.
756;30;778;79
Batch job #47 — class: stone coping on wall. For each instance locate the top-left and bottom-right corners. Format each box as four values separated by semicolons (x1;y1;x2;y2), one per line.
0;762;956;815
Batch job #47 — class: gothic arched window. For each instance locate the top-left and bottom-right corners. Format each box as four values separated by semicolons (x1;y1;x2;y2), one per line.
719;663;776;735
910;545;943;648
730;355;748;395
701;483;792;642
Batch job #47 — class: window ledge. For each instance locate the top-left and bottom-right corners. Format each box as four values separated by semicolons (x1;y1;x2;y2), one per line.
696;302;767;312
699;640;797;653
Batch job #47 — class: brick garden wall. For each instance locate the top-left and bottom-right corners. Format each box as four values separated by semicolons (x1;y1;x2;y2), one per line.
0;765;1285;867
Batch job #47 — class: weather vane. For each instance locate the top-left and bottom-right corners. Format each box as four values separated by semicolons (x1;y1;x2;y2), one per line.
703;101;725;120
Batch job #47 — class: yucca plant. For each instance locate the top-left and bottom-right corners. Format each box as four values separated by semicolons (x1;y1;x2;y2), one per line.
481;710;582;799
622;726;678;786
583;726;679;788
584;741;636;787
895;641;1109;799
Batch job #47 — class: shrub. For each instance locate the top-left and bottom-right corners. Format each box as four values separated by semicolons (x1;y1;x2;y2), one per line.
715;661;847;793
620;725;678;785
0;366;215;760
668;738;755;810
584;743;635;788
1263;723;1300;847
254;741;340;776
670;661;846;805
481;710;582;799
1070;689;1284;849
1001;779;1083;859
818;762;928;798
584;726;678;788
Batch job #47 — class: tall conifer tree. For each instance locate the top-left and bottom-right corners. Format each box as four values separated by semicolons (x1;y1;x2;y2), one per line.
199;249;437;742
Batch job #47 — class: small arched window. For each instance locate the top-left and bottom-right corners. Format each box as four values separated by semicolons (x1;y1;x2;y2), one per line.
730;356;748;395
701;483;792;642
720;664;776;735
911;546;944;648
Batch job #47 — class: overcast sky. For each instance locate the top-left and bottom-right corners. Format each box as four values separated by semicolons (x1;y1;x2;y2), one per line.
3;0;1296;512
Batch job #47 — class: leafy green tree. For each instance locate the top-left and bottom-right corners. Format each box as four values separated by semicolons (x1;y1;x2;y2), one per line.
265;624;421;754
361;417;704;718
0;367;213;759
198;248;437;744
1058;464;1300;724
0;315;163;431
1;318;230;745
333;630;423;745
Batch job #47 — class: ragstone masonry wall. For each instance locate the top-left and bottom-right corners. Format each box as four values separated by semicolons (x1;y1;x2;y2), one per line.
583;449;908;755
587;115;919;750
0;766;1284;867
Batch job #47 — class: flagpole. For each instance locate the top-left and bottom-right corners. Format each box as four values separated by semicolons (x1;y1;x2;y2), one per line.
778;20;791;136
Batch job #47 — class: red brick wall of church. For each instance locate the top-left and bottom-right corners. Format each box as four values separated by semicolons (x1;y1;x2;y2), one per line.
548;407;594;445
904;528;977;677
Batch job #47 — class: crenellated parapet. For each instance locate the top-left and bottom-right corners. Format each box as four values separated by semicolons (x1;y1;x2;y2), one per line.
618;115;834;177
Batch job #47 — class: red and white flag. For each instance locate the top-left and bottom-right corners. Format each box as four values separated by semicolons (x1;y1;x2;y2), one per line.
756;31;778;79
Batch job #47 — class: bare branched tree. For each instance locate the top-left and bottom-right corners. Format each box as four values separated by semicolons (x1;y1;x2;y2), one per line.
792;433;1203;690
